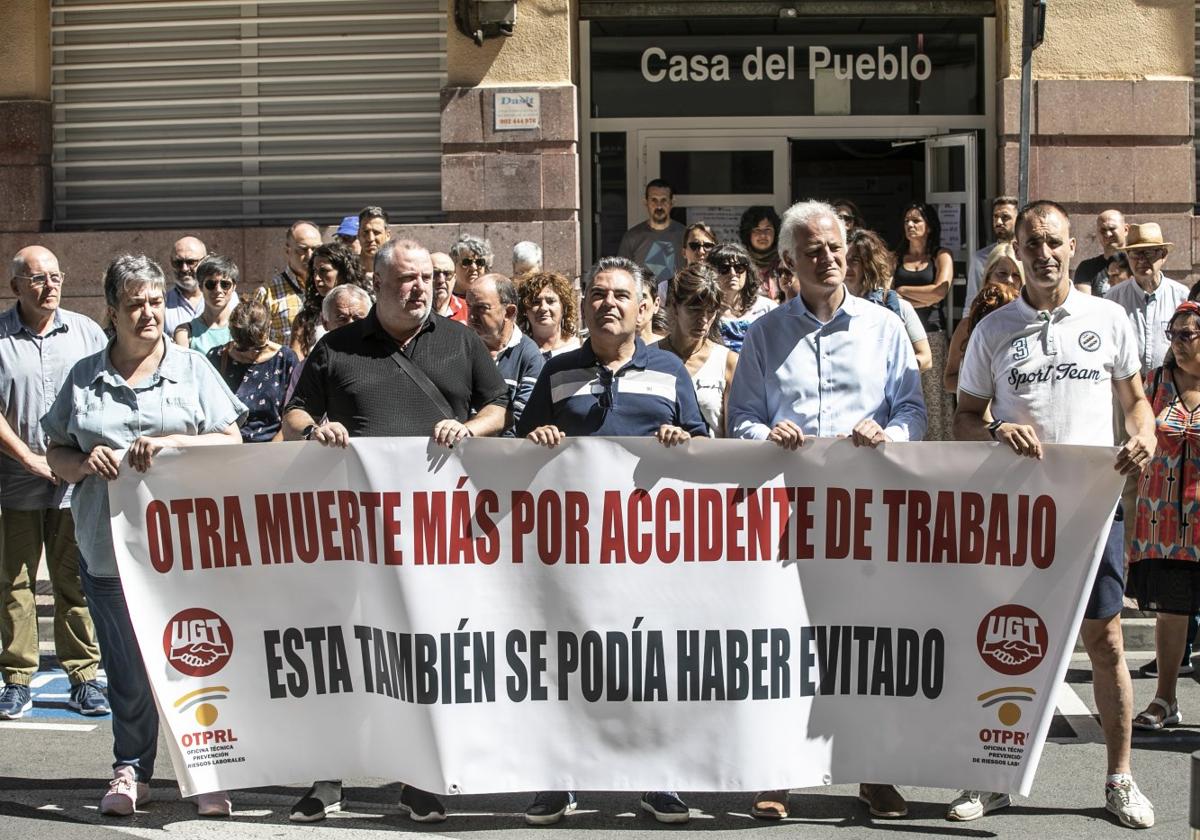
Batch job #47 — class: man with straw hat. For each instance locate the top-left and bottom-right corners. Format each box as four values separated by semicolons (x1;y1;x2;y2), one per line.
1105;222;1190;377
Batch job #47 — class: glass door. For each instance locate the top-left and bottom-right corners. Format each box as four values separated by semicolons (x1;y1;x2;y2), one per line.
640;134;790;244
924;132;978;330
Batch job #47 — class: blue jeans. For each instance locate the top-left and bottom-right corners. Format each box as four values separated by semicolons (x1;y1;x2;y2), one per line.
79;557;158;782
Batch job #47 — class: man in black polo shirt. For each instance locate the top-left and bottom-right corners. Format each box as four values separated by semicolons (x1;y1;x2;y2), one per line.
281;238;506;823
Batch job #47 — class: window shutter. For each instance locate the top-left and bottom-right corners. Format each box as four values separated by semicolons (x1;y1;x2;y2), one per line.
51;0;447;229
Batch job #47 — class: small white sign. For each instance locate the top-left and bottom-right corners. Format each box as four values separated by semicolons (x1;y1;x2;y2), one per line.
937;202;962;254
687;205;748;244
494;91;540;131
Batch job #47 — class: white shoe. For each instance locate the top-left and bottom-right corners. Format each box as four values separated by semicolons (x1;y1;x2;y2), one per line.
1105;777;1154;829
946;790;1010;821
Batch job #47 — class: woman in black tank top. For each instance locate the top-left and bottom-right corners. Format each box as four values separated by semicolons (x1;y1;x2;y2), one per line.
893;202;955;440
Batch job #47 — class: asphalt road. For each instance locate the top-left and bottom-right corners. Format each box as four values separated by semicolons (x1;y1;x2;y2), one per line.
2;651;1199;839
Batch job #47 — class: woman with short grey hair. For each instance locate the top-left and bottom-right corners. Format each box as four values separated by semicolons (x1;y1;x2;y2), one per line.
43;253;246;819
449;233;493;296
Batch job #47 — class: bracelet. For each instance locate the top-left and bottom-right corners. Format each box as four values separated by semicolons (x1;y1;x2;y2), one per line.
986;419;1004;441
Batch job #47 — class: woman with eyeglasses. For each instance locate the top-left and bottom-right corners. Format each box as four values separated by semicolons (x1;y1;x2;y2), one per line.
43;254;245;819
738;206;785;300
944;243;1024;394
709;241;776;353
449;233;493;297
172;254;239;354
1128;301;1200;732
289;243;368;360
658;264;739;437
844;229;932;372
517;271;581;358
892;202;954;440
209;300;298;443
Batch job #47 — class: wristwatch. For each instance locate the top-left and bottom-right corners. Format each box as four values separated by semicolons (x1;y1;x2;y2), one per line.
302;424;317;440
986;419;1004;441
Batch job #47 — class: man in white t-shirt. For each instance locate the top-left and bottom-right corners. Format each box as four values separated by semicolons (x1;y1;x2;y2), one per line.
954;200;1157;829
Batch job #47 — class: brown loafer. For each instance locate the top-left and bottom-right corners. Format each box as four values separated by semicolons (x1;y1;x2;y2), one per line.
859;784;907;818
751;790;789;820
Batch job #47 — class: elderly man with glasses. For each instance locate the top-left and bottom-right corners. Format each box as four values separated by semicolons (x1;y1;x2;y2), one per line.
1105;223;1190;377
431;251;468;322
164;235;208;335
0;246;109;720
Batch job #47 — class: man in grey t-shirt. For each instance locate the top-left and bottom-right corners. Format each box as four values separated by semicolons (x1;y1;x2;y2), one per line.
617;178;686;287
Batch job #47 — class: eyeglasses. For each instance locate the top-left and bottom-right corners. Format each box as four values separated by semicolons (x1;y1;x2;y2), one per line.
1128;248;1166;262
1166;328;1200;343
203;279;234;292
432;269;454;279
714;262;748;274
15;272;66;288
687;241;715;253
461;258;488;268
171;257;201;269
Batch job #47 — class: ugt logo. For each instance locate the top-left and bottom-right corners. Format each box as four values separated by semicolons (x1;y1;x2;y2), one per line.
977;604;1047;676
163;608;233;677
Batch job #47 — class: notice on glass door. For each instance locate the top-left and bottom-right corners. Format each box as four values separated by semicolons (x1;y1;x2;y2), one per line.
937;203;962;254
687;206;749;245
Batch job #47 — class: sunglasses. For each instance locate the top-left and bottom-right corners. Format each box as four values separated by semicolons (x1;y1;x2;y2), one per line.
461;258;488;268
1166;328;1200;343
203;279;234;292
171;257;201;269
432;269;454;279
1128;248;1166;262
714;262;748;274
837;213;855;223
687;241;715;252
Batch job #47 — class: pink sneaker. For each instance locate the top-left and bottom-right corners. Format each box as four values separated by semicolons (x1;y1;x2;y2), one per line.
99;769;150;816
196;790;232;817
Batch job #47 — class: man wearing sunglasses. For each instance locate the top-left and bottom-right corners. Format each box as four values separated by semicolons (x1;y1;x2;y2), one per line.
164;235;208;335
1105;222;1190;377
430;251;468;323
617;179;686;289
0;246;109;720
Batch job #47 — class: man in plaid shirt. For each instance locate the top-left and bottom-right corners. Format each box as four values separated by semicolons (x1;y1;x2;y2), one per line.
254;220;321;345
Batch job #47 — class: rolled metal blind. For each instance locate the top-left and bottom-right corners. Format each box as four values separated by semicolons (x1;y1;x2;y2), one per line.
51;0;446;229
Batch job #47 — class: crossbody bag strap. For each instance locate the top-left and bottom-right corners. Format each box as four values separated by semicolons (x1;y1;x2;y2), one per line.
390;349;455;421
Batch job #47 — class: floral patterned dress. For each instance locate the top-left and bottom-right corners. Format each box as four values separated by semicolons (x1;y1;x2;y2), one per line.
206;345;298;443
1132;366;1200;563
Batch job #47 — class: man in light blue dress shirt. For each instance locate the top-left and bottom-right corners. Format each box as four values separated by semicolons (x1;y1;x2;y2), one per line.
727;200;926;822
728;199;927;450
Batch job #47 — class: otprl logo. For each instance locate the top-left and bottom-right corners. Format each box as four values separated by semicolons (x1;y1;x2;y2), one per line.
163;608;233;677
977;604;1047;676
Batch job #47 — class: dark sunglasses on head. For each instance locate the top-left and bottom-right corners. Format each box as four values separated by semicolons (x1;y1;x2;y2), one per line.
461;258;488;268
687;241;715;252
204;279;234;291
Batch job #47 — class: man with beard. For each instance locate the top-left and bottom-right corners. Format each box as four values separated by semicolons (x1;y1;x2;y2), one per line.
357;205;391;280
964;196;1018;310
617;179;686;289
164;236;208;335
282;239;506;824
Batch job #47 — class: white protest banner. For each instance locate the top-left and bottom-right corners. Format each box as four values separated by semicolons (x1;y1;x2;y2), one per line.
108;438;1122;798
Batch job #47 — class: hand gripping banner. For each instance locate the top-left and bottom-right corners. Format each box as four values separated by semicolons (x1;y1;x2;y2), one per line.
107;438;1123;798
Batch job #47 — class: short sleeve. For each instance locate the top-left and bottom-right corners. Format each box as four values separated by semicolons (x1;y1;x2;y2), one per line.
191;355;248;432
285;338;330;419
1111;310;1140;381
41;371;79;447
956;325;996;401
898;299;928;343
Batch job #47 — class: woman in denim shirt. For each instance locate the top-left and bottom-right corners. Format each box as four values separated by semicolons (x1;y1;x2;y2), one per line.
43;254;246;819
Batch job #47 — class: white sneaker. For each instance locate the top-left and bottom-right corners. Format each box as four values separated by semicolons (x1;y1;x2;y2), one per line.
99;769;150;816
1105;777;1154;829
946;790;1010;821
